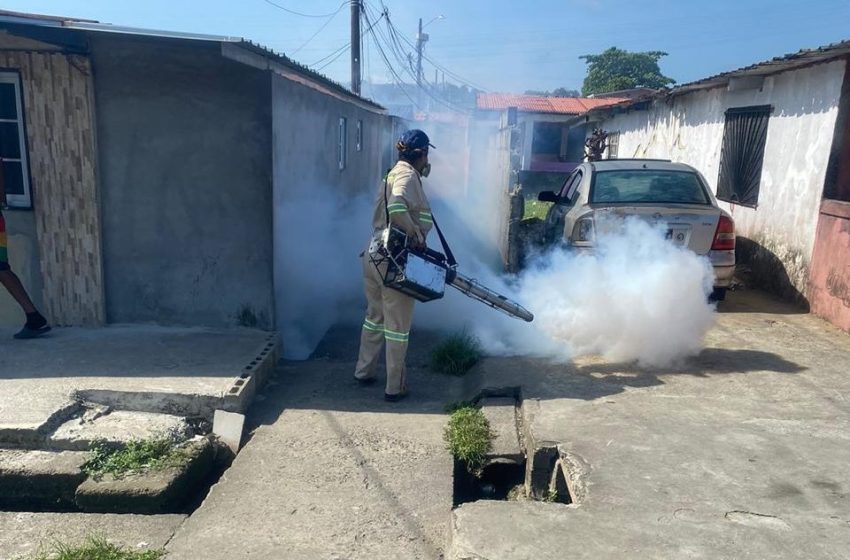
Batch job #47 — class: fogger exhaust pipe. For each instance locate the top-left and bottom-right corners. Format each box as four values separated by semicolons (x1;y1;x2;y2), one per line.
379;227;534;322
447;270;535;322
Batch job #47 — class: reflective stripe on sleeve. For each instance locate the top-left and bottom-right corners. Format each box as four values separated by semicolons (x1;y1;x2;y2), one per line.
387;203;408;215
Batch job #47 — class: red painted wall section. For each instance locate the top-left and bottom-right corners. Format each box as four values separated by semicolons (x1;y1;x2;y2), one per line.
809;200;850;332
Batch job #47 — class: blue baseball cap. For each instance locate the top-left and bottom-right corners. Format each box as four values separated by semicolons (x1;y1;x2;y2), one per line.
397;129;435;153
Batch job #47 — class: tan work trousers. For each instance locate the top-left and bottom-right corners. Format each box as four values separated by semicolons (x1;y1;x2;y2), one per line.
354;252;416;395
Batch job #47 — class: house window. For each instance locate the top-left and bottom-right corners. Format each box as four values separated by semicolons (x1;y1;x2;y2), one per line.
356;120;363;152
716;105;772;207
338;117;347;171
0;72;31;208
607;131;619;159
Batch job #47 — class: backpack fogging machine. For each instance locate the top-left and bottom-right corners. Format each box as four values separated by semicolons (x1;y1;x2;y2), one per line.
369;225;534;323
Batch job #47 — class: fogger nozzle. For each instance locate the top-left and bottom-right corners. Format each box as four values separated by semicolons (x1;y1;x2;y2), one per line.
447;270;534;322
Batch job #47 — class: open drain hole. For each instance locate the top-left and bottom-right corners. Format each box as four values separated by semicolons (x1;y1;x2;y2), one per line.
453;459;525;506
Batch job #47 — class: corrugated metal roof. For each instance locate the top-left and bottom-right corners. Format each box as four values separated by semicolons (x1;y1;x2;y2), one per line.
669;39;850;96
581;38;850;119
476;93;627;115
0;9;383;111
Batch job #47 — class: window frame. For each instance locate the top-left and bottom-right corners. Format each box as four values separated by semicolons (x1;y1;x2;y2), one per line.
606;131;620;159
559;169;583;202
716;105;772;208
355;119;363;152
338;117;347;171
0;71;32;209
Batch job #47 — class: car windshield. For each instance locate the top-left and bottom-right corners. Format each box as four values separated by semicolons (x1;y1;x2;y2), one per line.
590;170;710;205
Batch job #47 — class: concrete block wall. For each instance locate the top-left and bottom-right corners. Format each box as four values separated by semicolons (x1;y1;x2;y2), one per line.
91;36;275;329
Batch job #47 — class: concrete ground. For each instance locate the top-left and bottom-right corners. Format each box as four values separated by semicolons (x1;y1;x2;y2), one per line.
166;289;850;559
165;330;465;560
0;512;184;560
451;290;850;559
0;325;272;436
3;289;850;559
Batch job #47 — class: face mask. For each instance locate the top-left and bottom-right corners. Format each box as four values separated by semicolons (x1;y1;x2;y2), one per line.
421;163;432;178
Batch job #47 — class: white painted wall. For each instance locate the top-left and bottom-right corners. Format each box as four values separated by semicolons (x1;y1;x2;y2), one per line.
597;59;847;293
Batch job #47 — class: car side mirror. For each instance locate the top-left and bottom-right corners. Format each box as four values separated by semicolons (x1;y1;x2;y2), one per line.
537;191;559;203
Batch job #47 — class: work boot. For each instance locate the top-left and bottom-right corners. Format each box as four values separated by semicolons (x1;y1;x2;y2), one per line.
13;312;51;339
384;389;409;402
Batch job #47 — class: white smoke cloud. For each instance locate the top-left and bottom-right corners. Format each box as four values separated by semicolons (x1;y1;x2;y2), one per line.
275;186;373;359
523;219;715;366
418;218;716;367
276;126;716;368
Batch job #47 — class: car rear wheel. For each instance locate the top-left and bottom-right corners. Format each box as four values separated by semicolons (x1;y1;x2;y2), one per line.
709;287;727;302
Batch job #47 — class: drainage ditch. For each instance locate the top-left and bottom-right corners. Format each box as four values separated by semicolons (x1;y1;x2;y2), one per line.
451;388;574;507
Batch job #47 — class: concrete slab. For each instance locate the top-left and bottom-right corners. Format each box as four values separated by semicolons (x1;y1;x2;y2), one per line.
479;397;522;463
0;450;87;510
449;289;850;559
166;352;465;560
50;410;191;451
0;511;185;560
0;325;276;444
76;437;214;514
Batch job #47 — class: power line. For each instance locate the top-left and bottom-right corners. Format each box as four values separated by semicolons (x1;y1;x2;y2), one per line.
310;41;350;69
262;0;348;18
311;9;386;72
290;1;348;55
381;10;488;92
362;2;471;114
361;5;422;111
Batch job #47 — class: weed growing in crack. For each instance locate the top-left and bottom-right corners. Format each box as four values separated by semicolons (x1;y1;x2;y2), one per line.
444;400;478;414
82;436;188;479
431;332;483;376
33;536;164;560
444;406;493;475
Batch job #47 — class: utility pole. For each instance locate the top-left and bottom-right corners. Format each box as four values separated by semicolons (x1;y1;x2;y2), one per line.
416;17;424;108
350;0;361;95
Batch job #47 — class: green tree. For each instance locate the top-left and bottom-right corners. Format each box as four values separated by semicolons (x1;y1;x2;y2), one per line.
579;47;674;96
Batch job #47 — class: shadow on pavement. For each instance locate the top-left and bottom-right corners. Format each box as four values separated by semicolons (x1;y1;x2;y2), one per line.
717;287;809;315
246;322;806;428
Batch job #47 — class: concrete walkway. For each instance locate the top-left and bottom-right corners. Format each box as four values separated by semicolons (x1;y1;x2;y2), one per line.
0;512;184;560
166;330;465;560
451;290;850;559
4;289;850;559
0;325;273;439
168;289;850;560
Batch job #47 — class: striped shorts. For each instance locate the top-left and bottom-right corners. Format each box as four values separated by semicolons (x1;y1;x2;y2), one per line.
0;211;9;271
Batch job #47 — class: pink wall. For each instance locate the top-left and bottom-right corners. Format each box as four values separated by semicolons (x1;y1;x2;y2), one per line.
809;200;850;332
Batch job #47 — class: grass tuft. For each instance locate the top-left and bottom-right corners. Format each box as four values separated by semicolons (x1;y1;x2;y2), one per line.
443;400;478;414
33;536;164;560
82;436;187;479
430;332;483;376
523;197;552;221
444;406;493;475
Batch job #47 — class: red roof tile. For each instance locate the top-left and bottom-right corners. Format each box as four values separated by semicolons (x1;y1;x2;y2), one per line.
476;93;627;115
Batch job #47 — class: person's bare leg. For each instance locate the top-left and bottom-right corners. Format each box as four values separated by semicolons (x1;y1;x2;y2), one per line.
0;269;36;314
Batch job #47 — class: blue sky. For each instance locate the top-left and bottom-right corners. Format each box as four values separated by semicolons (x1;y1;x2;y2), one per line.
5;0;850;93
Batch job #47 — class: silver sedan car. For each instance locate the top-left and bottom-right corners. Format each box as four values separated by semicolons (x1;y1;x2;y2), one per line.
538;159;735;300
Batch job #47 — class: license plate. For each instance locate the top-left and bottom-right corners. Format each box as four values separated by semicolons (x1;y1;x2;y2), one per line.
666;228;689;245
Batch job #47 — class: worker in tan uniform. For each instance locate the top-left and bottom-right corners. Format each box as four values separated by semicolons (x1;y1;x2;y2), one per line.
355;129;435;402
